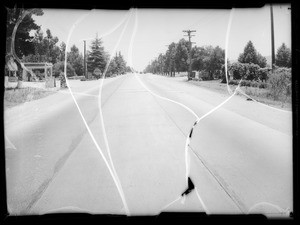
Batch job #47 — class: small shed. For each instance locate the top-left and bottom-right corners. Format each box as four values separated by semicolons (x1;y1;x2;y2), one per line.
22;62;53;81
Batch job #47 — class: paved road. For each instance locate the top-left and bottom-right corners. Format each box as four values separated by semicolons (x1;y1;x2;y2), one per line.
5;73;293;217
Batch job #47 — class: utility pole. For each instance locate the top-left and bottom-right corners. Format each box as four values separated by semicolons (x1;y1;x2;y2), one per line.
183;30;196;80
165;45;170;76
270;4;275;72
83;40;87;78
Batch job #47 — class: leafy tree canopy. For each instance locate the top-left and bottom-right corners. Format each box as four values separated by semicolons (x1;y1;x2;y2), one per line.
238;40;267;68
275;43;291;68
87;34;107;73
6;7;44;58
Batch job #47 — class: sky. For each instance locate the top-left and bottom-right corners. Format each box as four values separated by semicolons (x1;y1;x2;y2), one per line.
31;4;291;71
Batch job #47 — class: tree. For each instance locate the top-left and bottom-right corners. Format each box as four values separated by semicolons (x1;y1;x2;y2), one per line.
53;61;76;77
106;59;118;77
157;53;165;74
256;52;267;68
87;34;107;74
45;29;61;64
203;46;225;80
6;8;44;58
191;46;206;71
275;43;291;68
59;42;66;61
114;52;127;74
238;40;267;68
175;38;189;72
32;28;61;64
67;44;83;76
165;42;177;76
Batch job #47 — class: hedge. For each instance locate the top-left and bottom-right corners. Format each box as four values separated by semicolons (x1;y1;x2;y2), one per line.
228;79;268;89
229;62;271;81
267;67;291;100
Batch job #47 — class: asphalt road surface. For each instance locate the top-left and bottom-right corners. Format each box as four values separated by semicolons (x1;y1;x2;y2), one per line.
5;73;293;217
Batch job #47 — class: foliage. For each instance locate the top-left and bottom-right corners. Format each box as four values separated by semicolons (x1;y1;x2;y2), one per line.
229;62;270;81
275;43;291;68
267;67;291;100
87;34;107;74
6;8;43;58
4;87;55;108
257;67;271;82
22;54;47;62
202;46;225;80
228;79;268;89
53;61;76;77
238;41;267;68
191;46;206;71
31;28;61;64
114;52;127;74
59;42;66;61
144;41;225;79
175;38;189;72
103;52;128;78
67;44;84;76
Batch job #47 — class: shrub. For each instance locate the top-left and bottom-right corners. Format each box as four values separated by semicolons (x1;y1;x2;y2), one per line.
267;67;291;100
80;77;87;81
69;76;85;80
229;62;246;80
258;82;268;89
199;71;211;81
240;80;252;87
229;62;268;81
251;81;259;88
53;61;76;78
246;63;260;81
257;67;271;82
228;79;239;85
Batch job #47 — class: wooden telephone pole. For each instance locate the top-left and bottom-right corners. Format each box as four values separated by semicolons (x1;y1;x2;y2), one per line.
270;4;275;72
183;30;196;80
83;40;87;78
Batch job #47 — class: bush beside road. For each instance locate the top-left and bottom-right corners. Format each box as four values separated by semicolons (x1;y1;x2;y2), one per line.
188;78;291;110
4;85;58;109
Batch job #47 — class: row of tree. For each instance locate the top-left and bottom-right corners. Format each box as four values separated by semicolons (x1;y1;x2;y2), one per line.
85;35;131;78
144;38;227;79
6;8;130;79
144;38;291;80
22;30;130;78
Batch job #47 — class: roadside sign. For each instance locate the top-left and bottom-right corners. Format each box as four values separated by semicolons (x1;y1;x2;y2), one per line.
94;68;101;76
